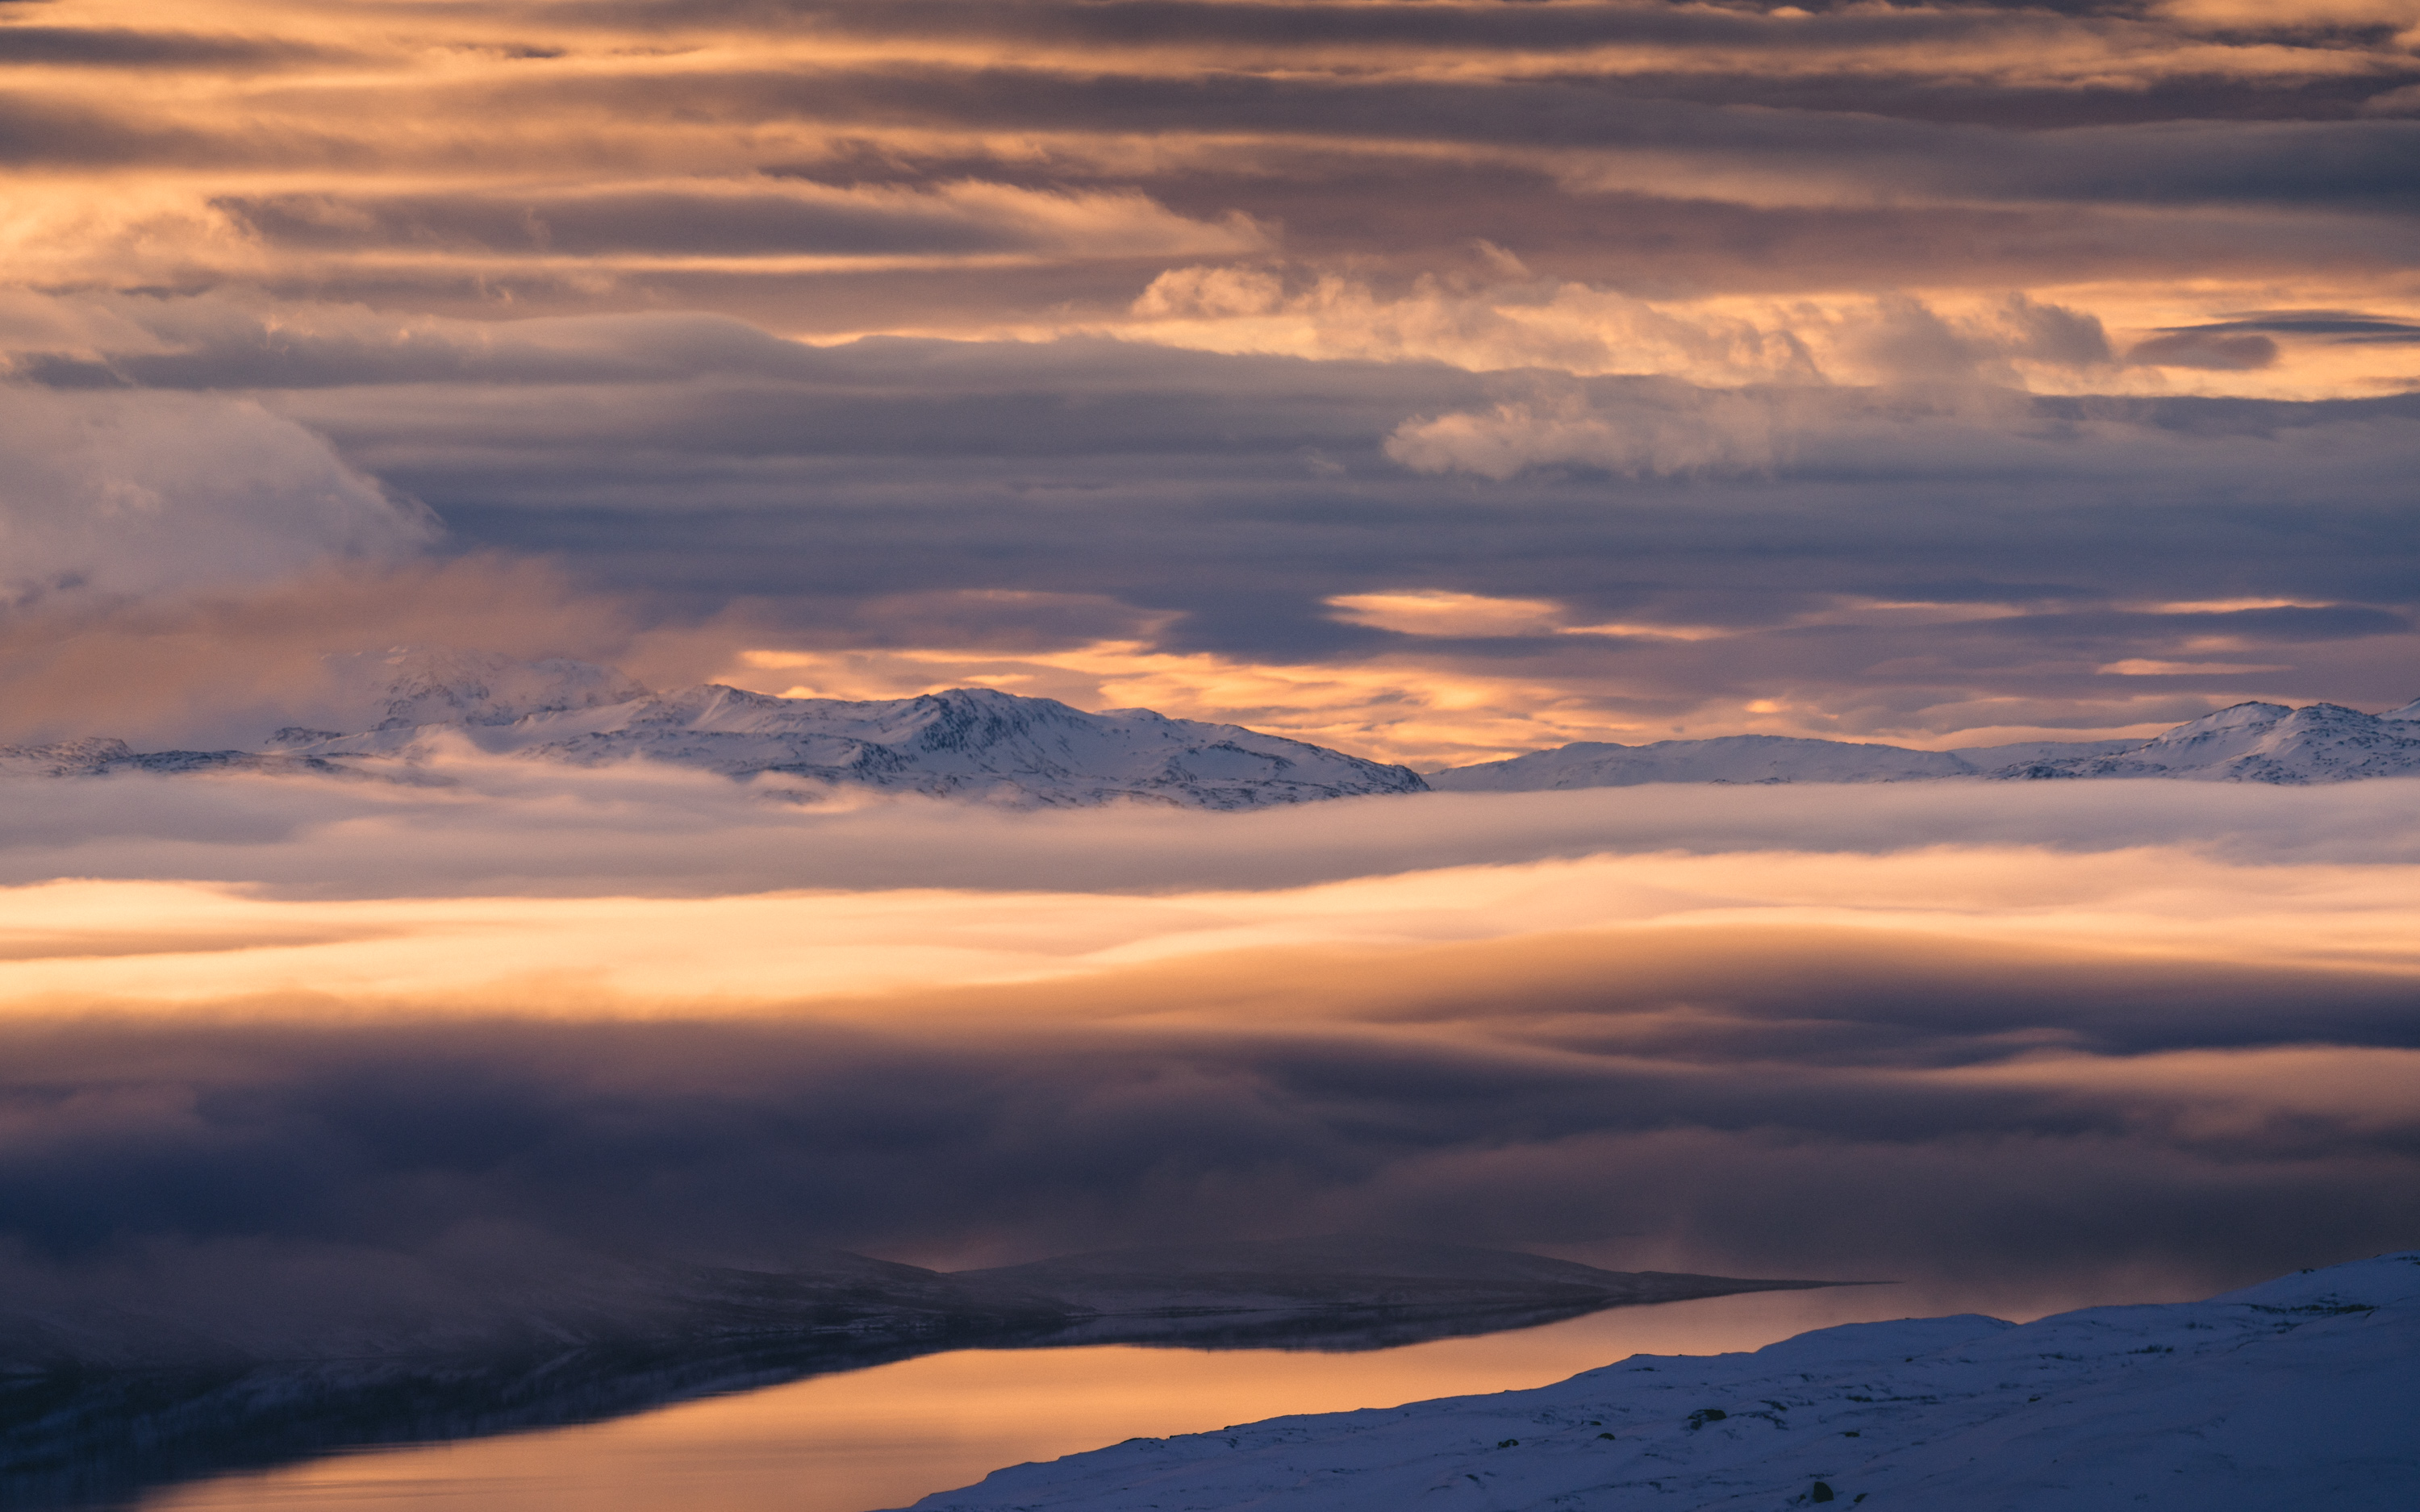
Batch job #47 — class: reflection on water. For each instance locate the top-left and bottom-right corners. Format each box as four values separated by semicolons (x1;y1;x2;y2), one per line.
131;1285;1978;1512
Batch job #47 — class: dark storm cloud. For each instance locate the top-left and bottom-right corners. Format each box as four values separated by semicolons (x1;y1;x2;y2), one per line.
0;26;340;66
0;927;2414;1323
2127;330;2281;369
0;94;212;166
568;0;2413;80
598;0;2022;54
1974;604;2410;644
8;302;2415;734
484;65;2420;215
2155;310;2420;342
1116;167;2410;294
277;338;2412;614
1506;69;2420;127
222;186;1073;258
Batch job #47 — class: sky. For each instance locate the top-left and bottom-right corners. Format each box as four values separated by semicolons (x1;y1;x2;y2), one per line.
3;0;2420;1362
4;0;2419;762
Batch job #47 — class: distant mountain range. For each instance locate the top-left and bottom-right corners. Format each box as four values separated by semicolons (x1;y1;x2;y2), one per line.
0;651;1425;810
4;650;2418;802
1430;696;2420;791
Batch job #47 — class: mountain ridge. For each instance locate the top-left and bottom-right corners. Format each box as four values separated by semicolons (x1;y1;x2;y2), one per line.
2;652;1427;810
8;649;2420;798
1430;697;2420;790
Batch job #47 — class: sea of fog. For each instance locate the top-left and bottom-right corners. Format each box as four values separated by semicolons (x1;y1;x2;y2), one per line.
3;768;2416;1507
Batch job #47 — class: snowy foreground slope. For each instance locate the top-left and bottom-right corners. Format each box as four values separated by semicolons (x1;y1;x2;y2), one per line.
1433;698;2420;790
903;1252;2420;1512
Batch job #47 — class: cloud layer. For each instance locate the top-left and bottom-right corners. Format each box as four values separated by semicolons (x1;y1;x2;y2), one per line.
5;0;2418;754
4;904;2414;1318
4;298;2414;760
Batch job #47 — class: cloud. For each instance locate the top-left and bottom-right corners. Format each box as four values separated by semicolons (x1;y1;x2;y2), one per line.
0;916;2414;1327
0;557;636;748
1125;277;2147;393
7;0;2415;333
10;756;2420;904
6;303;2415;756
1385;381;1782;481
219;178;1268;265
0;386;434;609
4;177;1266;290
2128;329;2282;369
0;25;343;68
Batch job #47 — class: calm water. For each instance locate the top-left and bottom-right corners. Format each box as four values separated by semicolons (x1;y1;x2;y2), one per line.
127;1281;2090;1512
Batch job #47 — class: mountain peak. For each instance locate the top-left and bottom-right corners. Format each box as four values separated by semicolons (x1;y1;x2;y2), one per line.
231;664;1429;810
2152;701;2293;739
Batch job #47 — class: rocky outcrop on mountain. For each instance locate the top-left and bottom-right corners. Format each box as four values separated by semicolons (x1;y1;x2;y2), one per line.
0;738;137;777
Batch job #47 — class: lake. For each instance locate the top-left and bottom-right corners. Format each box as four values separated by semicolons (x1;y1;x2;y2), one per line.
136;1278;2111;1512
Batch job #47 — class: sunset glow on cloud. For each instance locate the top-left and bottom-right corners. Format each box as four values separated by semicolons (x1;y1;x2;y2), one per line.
4;7;2420;1503
6;0;2418;754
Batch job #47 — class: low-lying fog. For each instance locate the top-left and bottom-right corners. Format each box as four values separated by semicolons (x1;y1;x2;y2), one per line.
3;765;2417;1339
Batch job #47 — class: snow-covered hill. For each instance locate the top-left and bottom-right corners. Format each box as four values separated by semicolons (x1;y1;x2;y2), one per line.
13;652;1425;810
903;1250;2420;1512
1429;698;2420;790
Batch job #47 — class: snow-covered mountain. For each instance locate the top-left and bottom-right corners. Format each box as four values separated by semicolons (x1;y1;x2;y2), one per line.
904;1250;2420;1512
279;681;1424;809
2008;698;2420;783
1430;698;2420;790
15;650;2420;800
9;652;1425;810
